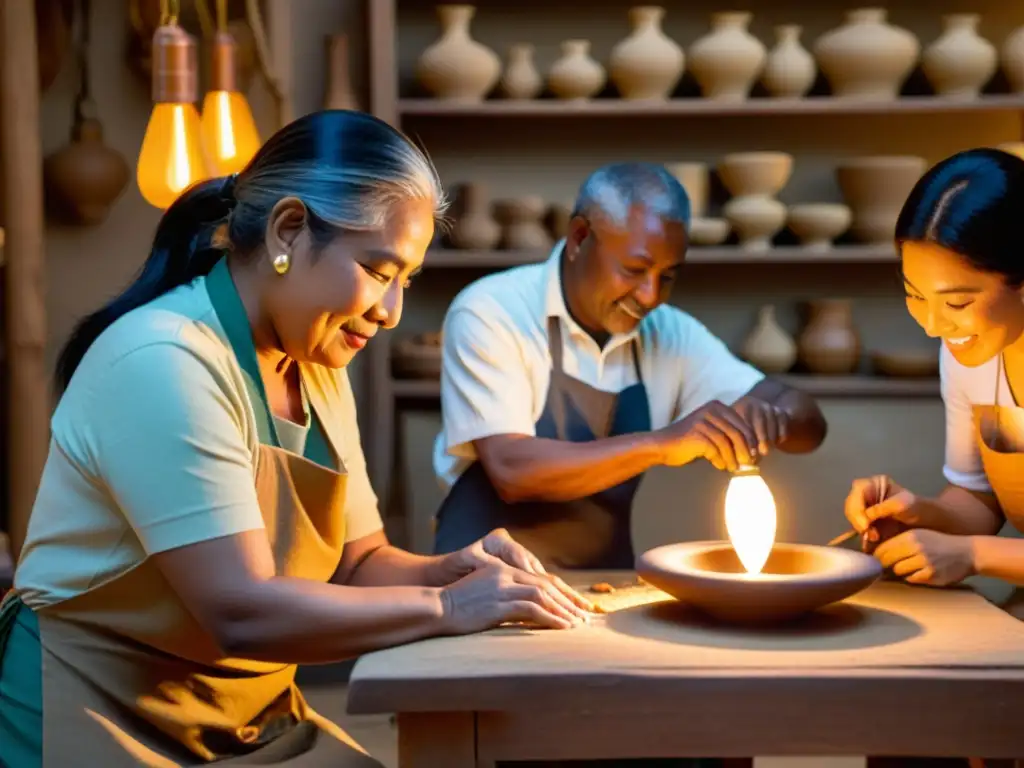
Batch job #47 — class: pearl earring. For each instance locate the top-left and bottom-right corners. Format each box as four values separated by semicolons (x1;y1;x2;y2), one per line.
272;252;291;275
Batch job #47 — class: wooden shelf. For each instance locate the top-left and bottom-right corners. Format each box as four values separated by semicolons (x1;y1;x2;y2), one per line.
425;244;897;269
400;94;1024;119
392;374;939;400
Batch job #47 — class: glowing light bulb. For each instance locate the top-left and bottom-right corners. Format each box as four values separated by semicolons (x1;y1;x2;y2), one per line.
137;25;210;210
200;32;261;176
724;465;777;575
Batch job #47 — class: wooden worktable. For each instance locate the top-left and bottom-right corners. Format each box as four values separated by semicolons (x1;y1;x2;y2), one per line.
348;571;1024;766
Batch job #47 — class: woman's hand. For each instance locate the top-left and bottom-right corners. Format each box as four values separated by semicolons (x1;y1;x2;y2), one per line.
439;560;595;634
844;475;938;549
873;529;976;586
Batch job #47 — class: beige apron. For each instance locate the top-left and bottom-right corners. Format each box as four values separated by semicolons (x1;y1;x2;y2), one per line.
972;354;1024;621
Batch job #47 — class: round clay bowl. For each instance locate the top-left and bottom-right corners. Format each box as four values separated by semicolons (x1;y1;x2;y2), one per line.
689;217;730;246
636;541;883;625
787;203;852;250
835;156;926;244
871;349;939;378
392;333;442;379
718;152;794;197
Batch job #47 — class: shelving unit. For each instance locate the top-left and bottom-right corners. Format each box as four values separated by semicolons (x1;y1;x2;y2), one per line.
362;0;1024;548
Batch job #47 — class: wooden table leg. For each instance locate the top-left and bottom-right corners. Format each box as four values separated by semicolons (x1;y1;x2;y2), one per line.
397;712;484;768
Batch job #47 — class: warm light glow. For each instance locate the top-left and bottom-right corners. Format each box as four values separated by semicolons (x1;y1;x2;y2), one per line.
200;90;261;176
724;469;777;575
137;103;209;210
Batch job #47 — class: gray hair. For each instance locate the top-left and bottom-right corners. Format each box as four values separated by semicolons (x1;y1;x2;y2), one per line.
570;162;691;230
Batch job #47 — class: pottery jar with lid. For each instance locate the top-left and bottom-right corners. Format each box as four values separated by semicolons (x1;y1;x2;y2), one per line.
608;6;685;100
922;14;997;98
814;8;920;100
416;5;501;101
688;12;767;101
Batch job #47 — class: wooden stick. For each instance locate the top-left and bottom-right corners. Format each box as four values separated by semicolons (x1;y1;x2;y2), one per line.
827;529;858;547
0;0;49;561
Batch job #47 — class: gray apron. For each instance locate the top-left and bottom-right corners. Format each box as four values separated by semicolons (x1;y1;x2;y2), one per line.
433;316;651;570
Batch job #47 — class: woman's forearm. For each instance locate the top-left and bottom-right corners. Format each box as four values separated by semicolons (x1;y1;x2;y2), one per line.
220;578;446;664
474;432;664;504
972;536;1024;584
917;485;1004;536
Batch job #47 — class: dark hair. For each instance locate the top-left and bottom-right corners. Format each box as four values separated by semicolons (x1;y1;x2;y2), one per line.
895;147;1024;286
571;162;691;229
55;110;446;393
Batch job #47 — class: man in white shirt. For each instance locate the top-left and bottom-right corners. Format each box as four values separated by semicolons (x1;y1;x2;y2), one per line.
432;162;827;569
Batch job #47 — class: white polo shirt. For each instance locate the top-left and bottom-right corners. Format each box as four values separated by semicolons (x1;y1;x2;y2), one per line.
432;241;766;494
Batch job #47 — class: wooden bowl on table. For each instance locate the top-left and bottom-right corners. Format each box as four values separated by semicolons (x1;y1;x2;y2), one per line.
636;541;883;626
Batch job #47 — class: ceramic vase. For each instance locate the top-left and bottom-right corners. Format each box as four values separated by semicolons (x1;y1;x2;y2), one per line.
416;5;501;101
814;8;920;100
324;33;359;110
741;305;797;373
43;116;129;226
922;15;996;98
786;204;852;251
762;25;816;98
1000;25;1024;94
499;43;542;99
836;156;926;244
719;152;793;251
688;12;767;101
797;299;860;375
449;182;501;250
496;197;552;250
665;162;708;218
548;40;606;100
608;6;685;100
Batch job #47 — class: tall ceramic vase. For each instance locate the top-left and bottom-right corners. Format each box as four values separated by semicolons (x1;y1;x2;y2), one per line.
608;6;685;100
814;9;920;100
761;25;816;98
416;5;501;101
499;43;542;99
688;12;767;101
797;300;860;375
922;15;997;98
741;305;797;373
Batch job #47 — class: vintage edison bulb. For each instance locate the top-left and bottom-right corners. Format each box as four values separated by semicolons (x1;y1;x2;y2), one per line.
137;25;209;210
724;466;777;575
200;33;260;176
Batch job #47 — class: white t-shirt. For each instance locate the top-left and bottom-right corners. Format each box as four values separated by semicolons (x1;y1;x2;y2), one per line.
432;241;766;493
940;344;1017;493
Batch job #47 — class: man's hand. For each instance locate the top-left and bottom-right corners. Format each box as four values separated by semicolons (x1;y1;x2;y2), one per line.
732;396;789;457
654;399;760;472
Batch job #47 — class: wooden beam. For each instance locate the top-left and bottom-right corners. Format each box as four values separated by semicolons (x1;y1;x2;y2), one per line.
1;1;48;561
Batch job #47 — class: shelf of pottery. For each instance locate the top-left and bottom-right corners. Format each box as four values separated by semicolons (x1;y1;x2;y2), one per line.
432;152;938;267
389;298;940;400
408;5;1024;114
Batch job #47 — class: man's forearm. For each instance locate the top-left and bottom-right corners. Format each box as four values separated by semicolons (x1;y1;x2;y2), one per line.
477;432;665;504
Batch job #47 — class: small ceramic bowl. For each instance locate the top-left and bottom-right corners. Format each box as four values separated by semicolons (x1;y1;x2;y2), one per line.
689;217;730;246
787;203;852;250
871;349;940;378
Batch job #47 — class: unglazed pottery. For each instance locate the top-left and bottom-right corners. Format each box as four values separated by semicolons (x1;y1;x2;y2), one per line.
392;333;443;380
689;12;766;101
762;25;816;98
1002;25;1024;94
636;541;883;625
814;8;920;100
922;14;997;98
719;152;793;251
836;155;926;244
797;299;860;374
496;197;552;250
741;305;797;373
608;5;685;100
449;182;501;250
499;43;543;99
689;218;730;246
548;40;606;100
416;5;501;101
871;349;940;378
665;162;708;218
43;117;130;226
787;203;852;250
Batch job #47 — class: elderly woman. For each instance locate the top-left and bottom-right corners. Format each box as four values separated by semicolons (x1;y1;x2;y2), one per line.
0;110;593;767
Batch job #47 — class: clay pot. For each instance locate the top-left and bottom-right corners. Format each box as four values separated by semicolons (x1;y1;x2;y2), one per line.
496;197;552;250
871;349;940;378
608;6;685;100
545;202;572;241
324;33;359;110
836;156;926;244
688;12;767;101
499;44;543;99
416;5;500;101
719;152;793;251
741;305;797;373
43;117;130;226
922;15;997;98
665;162;708;218
689;218;730;246
786;203;852;251
762;25;816;98
814;8;920;100
393;333;443;380
548;40;606;100
797;299;860;375
1000;25;1024;94
636;541;883;626
449;182;501;250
